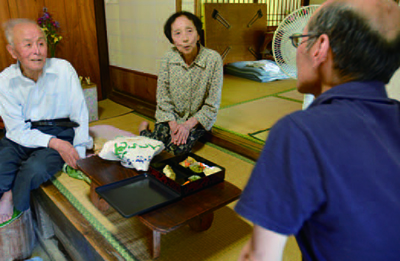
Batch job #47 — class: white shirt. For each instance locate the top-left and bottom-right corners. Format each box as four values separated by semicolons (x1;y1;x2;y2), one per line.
386;67;400;101
0;58;92;158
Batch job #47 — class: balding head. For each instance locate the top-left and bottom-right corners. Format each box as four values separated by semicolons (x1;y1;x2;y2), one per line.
3;18;42;46
336;0;400;41
306;0;400;83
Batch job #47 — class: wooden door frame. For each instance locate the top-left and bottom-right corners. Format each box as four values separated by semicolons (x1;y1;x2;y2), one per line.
93;0;111;99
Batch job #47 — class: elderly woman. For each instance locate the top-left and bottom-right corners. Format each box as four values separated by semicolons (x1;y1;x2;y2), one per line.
139;11;223;155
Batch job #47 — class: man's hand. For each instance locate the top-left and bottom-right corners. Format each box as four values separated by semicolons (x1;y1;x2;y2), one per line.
49;138;80;169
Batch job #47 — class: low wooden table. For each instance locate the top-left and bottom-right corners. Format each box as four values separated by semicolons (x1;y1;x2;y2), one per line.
77;155;241;259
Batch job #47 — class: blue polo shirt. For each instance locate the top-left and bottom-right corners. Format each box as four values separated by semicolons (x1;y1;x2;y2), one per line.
235;81;400;261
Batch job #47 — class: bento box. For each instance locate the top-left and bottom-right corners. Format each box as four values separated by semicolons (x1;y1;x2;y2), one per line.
149;153;225;196
95;152;225;218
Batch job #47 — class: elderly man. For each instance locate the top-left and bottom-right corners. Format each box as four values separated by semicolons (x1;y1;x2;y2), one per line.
0;19;92;223
235;0;400;260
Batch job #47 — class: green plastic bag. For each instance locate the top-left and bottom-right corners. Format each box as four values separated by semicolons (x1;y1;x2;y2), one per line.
62;164;91;184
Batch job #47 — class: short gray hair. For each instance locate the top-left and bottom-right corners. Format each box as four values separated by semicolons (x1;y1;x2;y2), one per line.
3;18;40;46
307;2;400;83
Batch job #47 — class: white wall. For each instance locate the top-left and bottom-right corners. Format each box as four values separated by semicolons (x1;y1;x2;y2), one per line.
105;0;176;75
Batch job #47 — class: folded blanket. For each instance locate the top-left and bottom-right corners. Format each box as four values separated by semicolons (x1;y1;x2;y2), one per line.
224;60;289;82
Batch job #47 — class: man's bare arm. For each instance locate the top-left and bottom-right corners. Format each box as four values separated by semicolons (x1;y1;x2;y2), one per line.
238;225;288;261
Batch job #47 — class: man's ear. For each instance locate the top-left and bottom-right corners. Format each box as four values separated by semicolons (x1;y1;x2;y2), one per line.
311;34;330;68
6;44;17;60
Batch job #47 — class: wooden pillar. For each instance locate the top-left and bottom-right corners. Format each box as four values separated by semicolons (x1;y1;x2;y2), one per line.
176;0;182;12
195;0;202;17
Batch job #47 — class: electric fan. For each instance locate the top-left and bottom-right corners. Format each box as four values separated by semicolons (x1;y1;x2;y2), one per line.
272;5;320;79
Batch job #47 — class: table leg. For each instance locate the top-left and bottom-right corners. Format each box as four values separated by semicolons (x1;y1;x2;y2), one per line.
153;230;161;259
90;183;109;212
188;212;214;232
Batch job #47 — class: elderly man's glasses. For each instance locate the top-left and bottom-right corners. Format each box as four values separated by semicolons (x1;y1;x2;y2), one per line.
289;33;321;48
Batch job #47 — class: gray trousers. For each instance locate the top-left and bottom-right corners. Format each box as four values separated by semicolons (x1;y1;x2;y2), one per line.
0;126;74;211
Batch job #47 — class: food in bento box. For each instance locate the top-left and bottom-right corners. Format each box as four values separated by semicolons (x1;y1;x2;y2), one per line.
182;175;202;186
163;165;176;180
204;166;222;176
188;175;202;181
189;162;207;173
179;156;197;167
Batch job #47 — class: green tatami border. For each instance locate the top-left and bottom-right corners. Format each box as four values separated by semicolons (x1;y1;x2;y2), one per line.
219;87;298;109
212;125;265;145
51;173;137;261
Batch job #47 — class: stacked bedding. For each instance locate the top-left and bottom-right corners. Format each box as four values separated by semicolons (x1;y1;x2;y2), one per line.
224;60;289;82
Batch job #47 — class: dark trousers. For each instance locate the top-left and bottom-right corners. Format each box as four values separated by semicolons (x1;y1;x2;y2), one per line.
140;122;206;155
0;126;74;211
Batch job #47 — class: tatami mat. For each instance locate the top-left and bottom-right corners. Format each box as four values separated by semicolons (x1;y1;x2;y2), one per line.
215;96;302;138
54;112;301;261
98;99;134;120
277;89;304;102
90;112;155;135
220;75;297;108
249;129;270;142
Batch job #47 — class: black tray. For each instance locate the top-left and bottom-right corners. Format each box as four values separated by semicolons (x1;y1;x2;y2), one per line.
96;173;181;218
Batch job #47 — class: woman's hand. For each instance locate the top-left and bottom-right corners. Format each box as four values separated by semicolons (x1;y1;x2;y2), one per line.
172;124;191;145
169;121;180;144
169;118;198;146
168;121;178;133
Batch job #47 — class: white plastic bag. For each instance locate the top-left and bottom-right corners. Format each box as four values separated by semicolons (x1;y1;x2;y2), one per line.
98;136;164;171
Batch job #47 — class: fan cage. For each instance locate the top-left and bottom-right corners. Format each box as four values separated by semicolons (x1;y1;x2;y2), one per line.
272;5;319;79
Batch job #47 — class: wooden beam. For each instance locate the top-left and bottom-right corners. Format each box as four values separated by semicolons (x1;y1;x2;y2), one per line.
108;89;157;120
202;128;262;162
32;182;126;261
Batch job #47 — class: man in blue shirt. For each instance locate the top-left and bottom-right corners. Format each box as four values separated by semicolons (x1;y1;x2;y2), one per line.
0;19;92;223
235;0;400;260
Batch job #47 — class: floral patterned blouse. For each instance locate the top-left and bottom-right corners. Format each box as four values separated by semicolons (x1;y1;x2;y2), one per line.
155;45;223;131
